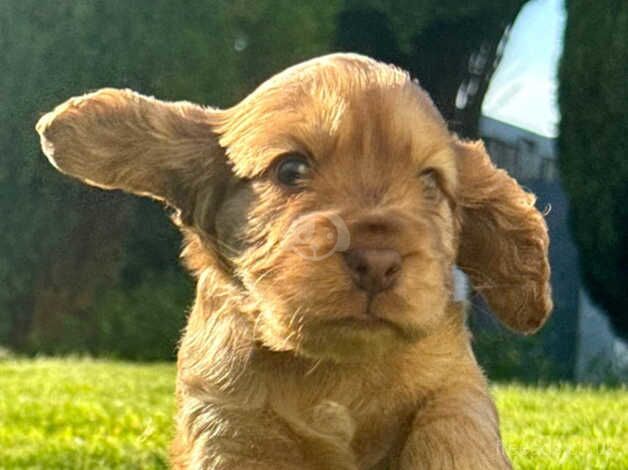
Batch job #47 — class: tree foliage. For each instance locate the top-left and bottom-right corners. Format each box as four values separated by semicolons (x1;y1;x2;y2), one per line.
336;0;526;137
559;0;628;339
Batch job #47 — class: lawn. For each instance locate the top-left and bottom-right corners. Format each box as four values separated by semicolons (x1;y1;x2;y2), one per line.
0;359;626;469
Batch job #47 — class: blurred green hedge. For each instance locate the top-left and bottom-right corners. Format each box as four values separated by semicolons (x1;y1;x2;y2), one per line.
28;270;193;361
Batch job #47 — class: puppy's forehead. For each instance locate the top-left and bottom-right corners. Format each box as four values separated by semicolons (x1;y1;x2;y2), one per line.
216;54;453;178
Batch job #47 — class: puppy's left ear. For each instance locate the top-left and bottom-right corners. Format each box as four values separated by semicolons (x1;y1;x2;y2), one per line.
36;88;230;226
454;139;552;334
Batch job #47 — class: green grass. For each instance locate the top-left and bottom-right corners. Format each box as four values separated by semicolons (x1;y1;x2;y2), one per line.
0;359;626;469
0;359;174;470
496;384;627;469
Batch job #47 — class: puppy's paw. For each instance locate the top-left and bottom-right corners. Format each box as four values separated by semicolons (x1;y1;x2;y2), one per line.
308;400;356;445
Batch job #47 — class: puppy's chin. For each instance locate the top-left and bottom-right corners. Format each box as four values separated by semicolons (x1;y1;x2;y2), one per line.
255;311;404;363
252;294;447;363
298;320;402;363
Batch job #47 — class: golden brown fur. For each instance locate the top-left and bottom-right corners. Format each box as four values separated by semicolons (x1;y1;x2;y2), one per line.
36;53;552;469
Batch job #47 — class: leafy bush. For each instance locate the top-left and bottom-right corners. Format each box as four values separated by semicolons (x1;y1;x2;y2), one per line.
27;270;193;361
471;325;560;383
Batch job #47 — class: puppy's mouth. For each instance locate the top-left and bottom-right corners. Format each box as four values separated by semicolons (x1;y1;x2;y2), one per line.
321;314;397;333
316;297;414;339
328;297;388;324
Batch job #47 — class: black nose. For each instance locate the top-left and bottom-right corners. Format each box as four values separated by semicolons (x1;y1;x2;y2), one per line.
343;248;402;294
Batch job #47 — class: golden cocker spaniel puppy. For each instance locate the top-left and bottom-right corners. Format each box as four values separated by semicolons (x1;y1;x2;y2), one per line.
37;53;552;469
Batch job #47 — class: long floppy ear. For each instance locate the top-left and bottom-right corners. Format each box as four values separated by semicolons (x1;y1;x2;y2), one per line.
36;88;230;226
454;139;552;334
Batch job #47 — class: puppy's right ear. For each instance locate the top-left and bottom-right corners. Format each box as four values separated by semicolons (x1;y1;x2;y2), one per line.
36;88;230;224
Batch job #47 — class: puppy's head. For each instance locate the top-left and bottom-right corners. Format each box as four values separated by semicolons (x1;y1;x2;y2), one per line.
37;54;552;362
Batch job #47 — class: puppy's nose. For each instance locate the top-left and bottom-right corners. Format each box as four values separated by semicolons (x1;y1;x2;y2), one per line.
343;249;402;294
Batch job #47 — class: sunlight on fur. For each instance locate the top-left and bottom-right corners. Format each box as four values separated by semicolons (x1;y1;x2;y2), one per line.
37;53;552;469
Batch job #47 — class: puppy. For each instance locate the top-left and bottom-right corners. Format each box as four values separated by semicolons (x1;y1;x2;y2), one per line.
36;53;552;469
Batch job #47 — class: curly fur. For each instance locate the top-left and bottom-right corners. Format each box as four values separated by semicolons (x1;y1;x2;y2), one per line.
37;53;551;469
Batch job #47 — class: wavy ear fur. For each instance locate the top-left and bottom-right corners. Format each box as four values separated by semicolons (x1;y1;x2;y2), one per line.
455;139;552;334
36;88;230;225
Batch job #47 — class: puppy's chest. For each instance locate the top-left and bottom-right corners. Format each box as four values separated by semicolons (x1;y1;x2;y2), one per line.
290;381;415;468
350;400;412;468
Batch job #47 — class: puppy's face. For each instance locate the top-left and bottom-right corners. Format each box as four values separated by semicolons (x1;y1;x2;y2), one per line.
37;54;553;362
214;62;458;359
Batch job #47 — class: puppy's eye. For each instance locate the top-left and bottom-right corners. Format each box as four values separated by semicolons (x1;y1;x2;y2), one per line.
274;154;311;189
419;168;442;200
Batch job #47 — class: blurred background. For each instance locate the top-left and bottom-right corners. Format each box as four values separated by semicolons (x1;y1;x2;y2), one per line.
1;0;626;383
